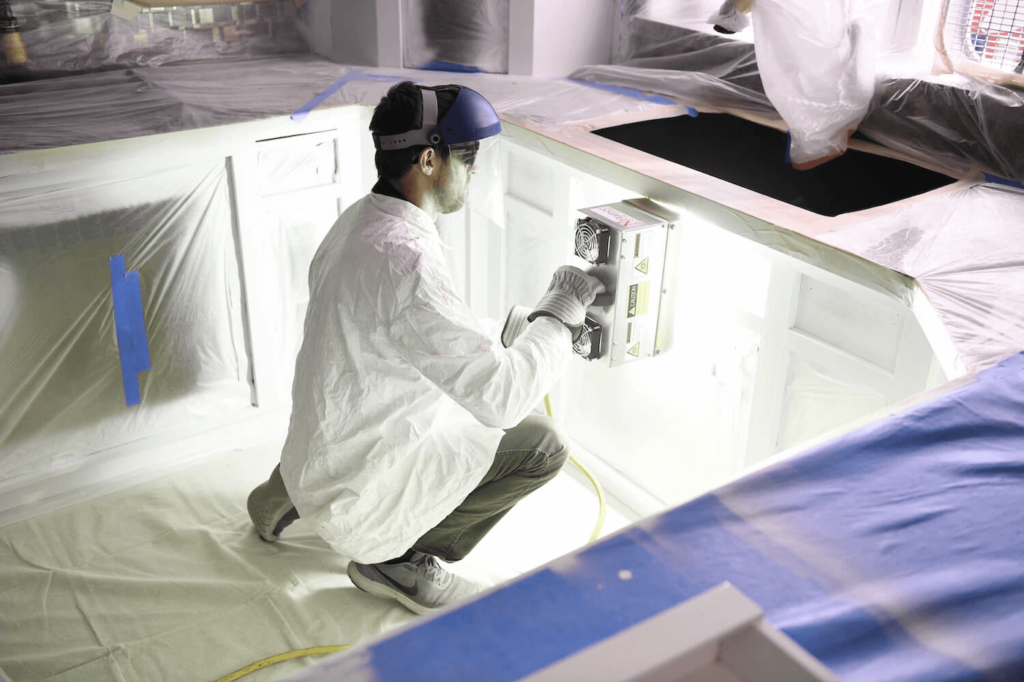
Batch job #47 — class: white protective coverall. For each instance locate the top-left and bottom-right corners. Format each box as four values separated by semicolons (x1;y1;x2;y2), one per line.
280;190;571;564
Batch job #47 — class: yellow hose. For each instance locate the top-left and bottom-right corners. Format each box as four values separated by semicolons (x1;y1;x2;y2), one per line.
215;645;350;682
219;396;604;682
544;394;607;544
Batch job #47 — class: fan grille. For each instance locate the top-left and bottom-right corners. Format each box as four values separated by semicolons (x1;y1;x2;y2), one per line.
945;0;1024;73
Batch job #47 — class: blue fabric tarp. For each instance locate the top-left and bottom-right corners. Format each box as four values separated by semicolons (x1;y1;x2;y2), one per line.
291;350;1024;682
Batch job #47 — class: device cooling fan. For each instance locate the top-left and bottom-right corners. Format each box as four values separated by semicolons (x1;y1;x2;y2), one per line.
573;317;603;361
574;219;610;265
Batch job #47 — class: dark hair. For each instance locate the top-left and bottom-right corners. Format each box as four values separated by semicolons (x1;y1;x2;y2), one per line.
369;81;458;180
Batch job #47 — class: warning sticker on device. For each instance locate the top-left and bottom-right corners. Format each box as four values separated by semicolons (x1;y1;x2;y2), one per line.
632;232;652;280
627;343;641;358
590;206;650;230
626;320;645;346
627;282;650;319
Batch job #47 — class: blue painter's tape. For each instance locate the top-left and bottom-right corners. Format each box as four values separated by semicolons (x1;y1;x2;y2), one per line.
291;70;411;123
110;255;150;407
125;270;151;372
418;60;484;73
983;173;1024;191
564;78;695;115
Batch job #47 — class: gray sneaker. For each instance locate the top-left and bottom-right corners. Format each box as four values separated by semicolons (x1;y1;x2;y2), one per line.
347;552;481;615
247;464;299;542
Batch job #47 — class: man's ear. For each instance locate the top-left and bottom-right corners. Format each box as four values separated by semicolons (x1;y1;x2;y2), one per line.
418;147;437;176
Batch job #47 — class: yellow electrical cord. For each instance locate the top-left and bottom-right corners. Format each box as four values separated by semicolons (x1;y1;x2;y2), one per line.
218;395;604;682
544;394;607;544
215;645;350;682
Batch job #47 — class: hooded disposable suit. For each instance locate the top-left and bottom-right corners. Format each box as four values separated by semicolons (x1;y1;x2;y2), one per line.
280;187;571;564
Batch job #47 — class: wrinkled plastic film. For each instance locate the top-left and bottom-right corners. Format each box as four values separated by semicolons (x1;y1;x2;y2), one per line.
821;183;1024;371
585;6;1024;182
402;0;508;73
1;0;309;75
751;0;883;168
0;58;682;155
0;162;251;484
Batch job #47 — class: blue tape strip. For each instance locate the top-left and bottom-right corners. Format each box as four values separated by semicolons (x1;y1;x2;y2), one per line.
418;60;484;73
291;70;411;123
125;270;151;372
564;78;695;115
109;255;150;407
983;173;1024;191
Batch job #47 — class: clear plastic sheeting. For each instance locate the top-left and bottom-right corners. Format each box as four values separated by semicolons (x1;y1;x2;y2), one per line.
778;353;888;451
0;0;308;77
861;75;1024;183
821;183;1024;371
751;0;882;168
402;0;508;73
0;161;250;488
0;415;630;682
597;4;1024;181
0;57;685;154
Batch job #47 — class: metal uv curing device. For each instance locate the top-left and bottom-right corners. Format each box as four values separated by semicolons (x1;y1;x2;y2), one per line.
572;198;679;367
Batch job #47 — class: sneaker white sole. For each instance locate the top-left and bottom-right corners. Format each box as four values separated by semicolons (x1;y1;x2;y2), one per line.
346;561;432;615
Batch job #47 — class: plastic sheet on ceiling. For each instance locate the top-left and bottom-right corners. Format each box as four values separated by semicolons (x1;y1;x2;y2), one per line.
573;1;1024;183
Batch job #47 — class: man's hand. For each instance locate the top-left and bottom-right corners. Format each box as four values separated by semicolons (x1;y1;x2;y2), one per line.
528;266;606;340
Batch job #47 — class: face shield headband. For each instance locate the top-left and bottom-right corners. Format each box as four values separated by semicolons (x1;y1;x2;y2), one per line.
373;89;443;151
372;86;501;152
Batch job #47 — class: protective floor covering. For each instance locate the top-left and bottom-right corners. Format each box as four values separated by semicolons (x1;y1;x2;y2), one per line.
0;436;628;682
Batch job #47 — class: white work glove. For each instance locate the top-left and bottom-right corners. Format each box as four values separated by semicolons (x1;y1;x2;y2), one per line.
528;266;606;340
501;305;531;348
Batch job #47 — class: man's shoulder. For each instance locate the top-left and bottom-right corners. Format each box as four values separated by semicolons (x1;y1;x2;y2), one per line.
326;196;425;285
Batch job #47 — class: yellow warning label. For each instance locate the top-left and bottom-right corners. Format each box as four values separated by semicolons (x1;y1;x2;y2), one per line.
626;322;633;344
627;282;650;319
635;257;649;275
628;343;640;358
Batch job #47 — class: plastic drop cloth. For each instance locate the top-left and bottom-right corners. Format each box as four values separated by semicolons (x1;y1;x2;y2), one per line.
279;190;571;564
0;56;685;154
821;183;1024;371
0;0;309;77
402;0;508;73
0;161;250;490
580;3;1024;181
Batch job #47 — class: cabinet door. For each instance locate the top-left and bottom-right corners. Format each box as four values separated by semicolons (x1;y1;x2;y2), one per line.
0;162;250;486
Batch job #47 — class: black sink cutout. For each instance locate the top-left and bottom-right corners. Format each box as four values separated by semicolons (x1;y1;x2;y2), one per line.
593;113;955;217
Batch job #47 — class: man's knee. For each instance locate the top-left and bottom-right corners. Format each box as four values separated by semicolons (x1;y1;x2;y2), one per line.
520;413;569;474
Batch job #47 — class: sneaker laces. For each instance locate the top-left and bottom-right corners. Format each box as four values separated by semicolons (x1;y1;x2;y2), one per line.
409;552;453;588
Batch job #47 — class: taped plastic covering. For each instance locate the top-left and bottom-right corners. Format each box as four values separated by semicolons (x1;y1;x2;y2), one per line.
778;353;888;451
0;161;250;487
821;182;1024;371
577;7;1024;182
0;0;308;77
402;0;508;73
0;57;684;155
